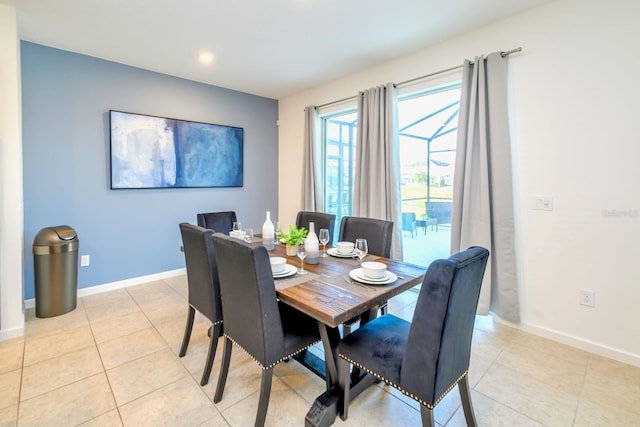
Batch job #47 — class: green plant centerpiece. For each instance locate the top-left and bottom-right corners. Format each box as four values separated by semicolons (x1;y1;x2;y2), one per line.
279;225;307;256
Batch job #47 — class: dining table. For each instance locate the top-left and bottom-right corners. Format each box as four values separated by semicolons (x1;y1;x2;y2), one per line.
250;237;426;427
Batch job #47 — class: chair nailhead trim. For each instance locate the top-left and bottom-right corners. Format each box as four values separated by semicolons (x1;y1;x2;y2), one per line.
188;304;223;326
338;353;468;409
225;334;320;370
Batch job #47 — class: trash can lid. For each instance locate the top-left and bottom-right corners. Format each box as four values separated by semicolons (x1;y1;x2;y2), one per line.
50;225;77;240
33;225;78;247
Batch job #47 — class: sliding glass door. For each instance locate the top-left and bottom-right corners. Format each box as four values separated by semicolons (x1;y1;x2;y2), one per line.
319;82;461;266
323;110;357;240
398;83;461;266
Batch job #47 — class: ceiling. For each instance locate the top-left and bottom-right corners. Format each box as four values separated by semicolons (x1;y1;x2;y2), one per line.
4;0;551;99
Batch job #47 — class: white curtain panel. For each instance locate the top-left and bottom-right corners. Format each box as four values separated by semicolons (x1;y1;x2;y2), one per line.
452;53;520;322
301;106;323;211
354;84;404;259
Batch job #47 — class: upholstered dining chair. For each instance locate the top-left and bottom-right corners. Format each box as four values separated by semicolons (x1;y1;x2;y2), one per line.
338;215;393;258
338;215;394;326
178;223;223;386
211;233;322;427
296;211;336;245
337;246;490;426
196;210;237;234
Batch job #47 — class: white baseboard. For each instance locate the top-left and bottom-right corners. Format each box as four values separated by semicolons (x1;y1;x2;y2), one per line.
23;268;186;309
493;314;640;368
14;270;640;369
0;323;25;341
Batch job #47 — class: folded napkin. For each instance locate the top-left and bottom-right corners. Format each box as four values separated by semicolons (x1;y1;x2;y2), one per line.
229;230;245;240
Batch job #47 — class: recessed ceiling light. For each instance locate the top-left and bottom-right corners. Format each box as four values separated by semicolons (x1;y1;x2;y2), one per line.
198;52;214;64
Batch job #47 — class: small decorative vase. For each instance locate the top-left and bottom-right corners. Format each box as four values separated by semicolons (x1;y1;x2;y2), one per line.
262;211;275;251
286;244;297;256
305;222;320;265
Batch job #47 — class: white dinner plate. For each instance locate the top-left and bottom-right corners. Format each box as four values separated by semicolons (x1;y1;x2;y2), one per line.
356;272;389;282
273;264;297;279
327;248;357;258
349;268;398;285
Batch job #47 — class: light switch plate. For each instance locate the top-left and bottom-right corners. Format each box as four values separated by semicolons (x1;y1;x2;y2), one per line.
534;196;553;211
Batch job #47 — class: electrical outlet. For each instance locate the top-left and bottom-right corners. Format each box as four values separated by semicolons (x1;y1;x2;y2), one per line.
579;289;595;307
534;196;553;211
80;255;90;267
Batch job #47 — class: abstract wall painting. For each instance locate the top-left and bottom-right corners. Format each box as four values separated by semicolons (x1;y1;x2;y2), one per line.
109;110;243;189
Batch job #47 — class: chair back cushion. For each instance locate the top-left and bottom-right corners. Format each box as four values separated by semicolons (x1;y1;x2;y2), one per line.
197;211;237;234
338;216;393;258
425;201;452;225
179;223;222;323
400;246;489;404
296;211;336;245
211;234;285;367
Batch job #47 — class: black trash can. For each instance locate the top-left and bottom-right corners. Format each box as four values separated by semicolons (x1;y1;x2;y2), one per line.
33;225;79;318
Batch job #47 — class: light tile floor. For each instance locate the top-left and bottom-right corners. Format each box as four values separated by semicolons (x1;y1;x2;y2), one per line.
2;275;639;426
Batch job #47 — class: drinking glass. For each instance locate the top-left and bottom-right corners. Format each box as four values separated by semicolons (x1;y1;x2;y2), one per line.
232;222;242;232
319;229;330;257
244;228;254;243
297;238;307;274
355;238;368;266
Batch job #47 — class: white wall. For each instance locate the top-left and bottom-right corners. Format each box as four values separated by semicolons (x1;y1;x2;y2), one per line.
278;0;640;366
0;5;25;339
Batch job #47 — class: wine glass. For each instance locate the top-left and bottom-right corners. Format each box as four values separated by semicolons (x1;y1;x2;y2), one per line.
319;229;330;257
355;238;368;266
274;221;280;242
297;238;307;274
244;228;253;243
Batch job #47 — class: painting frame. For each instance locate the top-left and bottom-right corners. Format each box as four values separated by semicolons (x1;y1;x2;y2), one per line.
109;110;243;189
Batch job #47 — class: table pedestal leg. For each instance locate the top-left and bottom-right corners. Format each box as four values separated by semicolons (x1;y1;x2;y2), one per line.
305;324;340;427
305;390;339;427
305;309;381;426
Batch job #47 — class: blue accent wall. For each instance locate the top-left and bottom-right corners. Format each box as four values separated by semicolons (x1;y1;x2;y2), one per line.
21;42;279;299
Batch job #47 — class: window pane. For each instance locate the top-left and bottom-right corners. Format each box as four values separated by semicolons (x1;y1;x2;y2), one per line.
399;83;460;266
322;110;357;239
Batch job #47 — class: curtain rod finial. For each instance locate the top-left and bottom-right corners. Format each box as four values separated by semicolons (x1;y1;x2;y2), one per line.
501;47;522;57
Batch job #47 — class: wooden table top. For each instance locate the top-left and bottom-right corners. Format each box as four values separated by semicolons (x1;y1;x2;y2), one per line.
267;243;426;328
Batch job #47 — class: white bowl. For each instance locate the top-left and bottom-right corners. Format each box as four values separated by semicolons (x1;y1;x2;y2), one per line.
361;261;387;279
336;241;355;254
269;257;287;274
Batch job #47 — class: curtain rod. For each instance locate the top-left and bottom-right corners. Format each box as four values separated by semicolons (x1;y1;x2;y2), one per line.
316;47;522;110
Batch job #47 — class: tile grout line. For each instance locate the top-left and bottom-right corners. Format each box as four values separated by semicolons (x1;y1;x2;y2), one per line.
82;294;123;425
